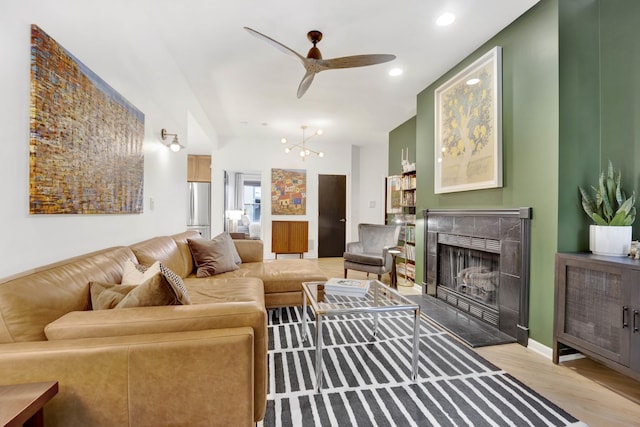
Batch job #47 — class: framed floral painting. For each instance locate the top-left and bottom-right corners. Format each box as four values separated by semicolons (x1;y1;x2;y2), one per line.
434;46;502;194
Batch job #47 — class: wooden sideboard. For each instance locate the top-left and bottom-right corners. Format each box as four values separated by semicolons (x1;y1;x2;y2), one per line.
554;253;640;381
272;221;308;258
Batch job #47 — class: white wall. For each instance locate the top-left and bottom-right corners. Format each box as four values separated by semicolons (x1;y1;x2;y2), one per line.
212;136;388;259
357;145;389;226
0;0;390;277
0;1;217;278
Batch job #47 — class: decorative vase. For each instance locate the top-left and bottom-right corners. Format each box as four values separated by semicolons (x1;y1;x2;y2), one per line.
589;225;632;257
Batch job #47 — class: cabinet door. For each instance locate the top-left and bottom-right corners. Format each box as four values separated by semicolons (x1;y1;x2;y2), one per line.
195;156;211;182
187;155;211;182
289;221;308;253
631;271;640;371
556;257;630;365
187;155;197;181
271;221;289;253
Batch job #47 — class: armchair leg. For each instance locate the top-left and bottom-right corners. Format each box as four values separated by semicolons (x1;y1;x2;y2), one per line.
344;269;347;278
377;274;381;281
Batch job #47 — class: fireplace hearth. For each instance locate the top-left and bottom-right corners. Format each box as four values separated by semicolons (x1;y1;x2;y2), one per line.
424;208;532;345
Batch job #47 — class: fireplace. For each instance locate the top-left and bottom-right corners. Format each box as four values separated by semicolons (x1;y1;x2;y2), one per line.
424;208;532;345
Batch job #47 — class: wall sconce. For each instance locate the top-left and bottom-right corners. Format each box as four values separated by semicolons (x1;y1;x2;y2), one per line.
280;125;324;161
161;128;184;152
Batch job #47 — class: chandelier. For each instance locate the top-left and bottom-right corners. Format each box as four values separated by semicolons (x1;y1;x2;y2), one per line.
280;125;324;160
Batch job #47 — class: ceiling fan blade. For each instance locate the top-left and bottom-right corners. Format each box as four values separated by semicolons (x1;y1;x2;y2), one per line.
297;70;316;98
322;54;396;69
244;27;305;62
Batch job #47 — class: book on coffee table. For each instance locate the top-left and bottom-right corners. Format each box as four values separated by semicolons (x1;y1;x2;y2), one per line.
323;278;371;297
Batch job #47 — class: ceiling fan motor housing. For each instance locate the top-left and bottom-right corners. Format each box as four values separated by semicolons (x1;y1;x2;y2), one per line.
306;30;323;59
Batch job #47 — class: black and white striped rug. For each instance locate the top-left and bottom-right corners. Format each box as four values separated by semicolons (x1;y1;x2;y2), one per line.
260;305;585;427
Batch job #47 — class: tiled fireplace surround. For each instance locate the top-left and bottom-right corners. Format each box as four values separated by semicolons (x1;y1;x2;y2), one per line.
423;208;532;346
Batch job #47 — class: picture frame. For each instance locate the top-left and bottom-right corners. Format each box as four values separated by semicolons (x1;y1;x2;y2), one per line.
434;46;502;194
386;175;402;213
271;168;306;215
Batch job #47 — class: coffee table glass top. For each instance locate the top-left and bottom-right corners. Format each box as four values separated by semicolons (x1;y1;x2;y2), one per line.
301;280;421;391
302;280;418;314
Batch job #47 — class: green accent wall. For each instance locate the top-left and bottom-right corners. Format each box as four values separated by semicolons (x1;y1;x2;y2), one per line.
559;0;640;249
390;0;640;348
388;117;416;176
420;0;559;346
392;0;561;346
558;0;601;252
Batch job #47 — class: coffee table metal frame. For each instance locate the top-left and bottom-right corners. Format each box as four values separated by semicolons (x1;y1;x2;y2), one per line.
301;280;420;392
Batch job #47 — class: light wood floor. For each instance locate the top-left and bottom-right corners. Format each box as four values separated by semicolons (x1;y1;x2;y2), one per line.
315;257;640;427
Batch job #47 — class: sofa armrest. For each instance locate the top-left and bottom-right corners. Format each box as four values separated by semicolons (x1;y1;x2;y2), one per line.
0;329;256;426
233;239;264;262
44;302;267;422
44;303;265;341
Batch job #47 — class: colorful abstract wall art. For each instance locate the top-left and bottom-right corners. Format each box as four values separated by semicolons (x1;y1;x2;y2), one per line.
271;168;306;215
29;24;145;214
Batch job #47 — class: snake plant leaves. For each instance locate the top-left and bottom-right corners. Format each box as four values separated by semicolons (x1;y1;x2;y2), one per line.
579;161;636;226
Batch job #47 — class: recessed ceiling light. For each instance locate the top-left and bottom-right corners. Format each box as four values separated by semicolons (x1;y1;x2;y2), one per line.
436;12;455;27
466;78;480;85
389;68;403;77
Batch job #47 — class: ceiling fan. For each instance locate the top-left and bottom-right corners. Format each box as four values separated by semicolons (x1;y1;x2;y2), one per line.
244;27;396;98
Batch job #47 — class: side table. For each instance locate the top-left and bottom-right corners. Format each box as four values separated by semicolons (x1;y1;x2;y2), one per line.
0;381;58;427
388;248;402;289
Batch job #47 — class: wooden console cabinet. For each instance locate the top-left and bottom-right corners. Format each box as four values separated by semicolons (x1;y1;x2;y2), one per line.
272;221;308;258
554;253;640;381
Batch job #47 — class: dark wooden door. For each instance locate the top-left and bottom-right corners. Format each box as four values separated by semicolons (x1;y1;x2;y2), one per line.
318;175;346;257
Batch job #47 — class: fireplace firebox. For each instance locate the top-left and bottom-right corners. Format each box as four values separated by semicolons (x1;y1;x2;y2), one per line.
424;208;532;345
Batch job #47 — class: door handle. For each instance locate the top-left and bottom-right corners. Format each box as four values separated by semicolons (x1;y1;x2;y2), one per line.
623;306;629;328
339;219;346;222
634;309;639;333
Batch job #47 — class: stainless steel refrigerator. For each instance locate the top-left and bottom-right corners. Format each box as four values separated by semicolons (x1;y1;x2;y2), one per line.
187;182;211;239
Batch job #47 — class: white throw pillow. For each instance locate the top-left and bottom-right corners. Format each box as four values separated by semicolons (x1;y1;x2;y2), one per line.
121;259;160;285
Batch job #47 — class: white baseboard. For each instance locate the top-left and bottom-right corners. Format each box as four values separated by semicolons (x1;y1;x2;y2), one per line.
526;338;585;362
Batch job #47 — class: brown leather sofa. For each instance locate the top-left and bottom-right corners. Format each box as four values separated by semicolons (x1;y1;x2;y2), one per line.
0;230;327;426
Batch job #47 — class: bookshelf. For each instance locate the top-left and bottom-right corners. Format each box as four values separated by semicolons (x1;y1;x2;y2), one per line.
385;170;416;284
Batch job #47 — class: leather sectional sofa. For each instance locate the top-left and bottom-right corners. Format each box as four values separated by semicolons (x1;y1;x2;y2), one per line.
0;230;327;426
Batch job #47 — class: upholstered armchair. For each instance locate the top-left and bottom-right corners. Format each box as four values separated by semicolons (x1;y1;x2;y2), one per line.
344;223;401;280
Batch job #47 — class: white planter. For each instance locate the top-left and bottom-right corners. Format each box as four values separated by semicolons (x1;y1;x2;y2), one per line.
589;225;632;257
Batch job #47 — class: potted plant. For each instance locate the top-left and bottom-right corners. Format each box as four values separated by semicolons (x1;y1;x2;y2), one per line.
579;161;636;256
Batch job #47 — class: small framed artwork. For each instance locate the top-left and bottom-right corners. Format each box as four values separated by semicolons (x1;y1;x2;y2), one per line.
386;175;402;213
434;46;502;194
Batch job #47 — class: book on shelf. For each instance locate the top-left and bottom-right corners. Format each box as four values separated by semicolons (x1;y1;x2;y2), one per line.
403;244;416;261
402;174;416;190
323;278;371;297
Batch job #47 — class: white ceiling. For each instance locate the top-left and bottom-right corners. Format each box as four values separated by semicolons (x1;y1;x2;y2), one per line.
21;0;541;153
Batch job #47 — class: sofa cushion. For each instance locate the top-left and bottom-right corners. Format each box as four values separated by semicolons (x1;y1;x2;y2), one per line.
233;239;264;263
208;259;328;294
188;236;239;277
129;236;192;279
90;275;178;310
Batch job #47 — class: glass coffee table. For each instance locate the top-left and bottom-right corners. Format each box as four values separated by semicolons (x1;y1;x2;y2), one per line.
301;280;421;392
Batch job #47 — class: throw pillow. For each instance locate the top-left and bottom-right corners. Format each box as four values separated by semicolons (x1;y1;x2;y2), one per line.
121;258;153;285
158;262;192;305
90;273;177;310
120;259;191;305
188;235;239;278
223;232;242;265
